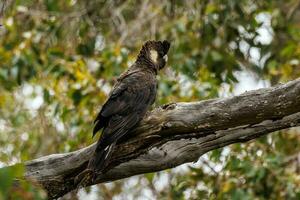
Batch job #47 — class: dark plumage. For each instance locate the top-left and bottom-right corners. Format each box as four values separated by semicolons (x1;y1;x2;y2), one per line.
88;40;170;174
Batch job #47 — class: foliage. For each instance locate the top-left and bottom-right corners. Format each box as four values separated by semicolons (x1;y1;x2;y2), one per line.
0;0;299;199
0;164;46;199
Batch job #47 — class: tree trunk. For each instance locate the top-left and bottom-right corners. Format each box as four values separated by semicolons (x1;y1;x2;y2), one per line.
18;78;300;198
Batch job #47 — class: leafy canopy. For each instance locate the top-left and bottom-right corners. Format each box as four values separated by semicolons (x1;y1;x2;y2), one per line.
0;0;300;199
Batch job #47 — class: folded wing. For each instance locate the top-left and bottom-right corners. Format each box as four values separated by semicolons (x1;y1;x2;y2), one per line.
89;72;156;173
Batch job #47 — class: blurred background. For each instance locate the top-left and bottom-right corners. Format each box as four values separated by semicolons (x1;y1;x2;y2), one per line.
0;0;300;199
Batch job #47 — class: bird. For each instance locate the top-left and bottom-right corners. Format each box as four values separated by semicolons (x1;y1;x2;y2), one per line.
87;40;170;175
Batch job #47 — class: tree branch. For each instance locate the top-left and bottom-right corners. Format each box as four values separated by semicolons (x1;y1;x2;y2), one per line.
19;78;300;198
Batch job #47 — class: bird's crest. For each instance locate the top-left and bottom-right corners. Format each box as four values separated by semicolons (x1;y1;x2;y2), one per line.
141;40;170;55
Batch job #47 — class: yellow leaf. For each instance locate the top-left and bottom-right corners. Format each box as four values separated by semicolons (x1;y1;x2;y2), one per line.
222;181;233;193
114;45;121;56
0;94;6;107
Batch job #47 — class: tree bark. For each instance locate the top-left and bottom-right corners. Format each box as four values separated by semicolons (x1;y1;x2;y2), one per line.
20;78;300;198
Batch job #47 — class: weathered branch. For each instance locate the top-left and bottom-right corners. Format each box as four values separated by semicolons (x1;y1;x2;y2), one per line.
21;78;300;198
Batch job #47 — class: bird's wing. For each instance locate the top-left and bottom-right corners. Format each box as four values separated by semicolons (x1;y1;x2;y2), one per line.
93;71;155;137
90;70;157;173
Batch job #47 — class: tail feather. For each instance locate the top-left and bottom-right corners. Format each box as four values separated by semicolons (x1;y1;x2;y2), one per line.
89;128;130;174
88;140;116;174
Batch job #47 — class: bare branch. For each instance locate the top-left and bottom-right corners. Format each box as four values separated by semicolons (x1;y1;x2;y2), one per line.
15;78;300;198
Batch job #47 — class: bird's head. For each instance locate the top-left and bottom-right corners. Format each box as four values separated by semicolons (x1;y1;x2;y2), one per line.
137;40;170;71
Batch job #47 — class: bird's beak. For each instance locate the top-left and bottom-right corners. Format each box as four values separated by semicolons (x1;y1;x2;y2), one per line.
163;55;168;62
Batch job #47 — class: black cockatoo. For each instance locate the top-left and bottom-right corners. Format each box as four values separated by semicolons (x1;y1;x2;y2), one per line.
88;40;170;174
